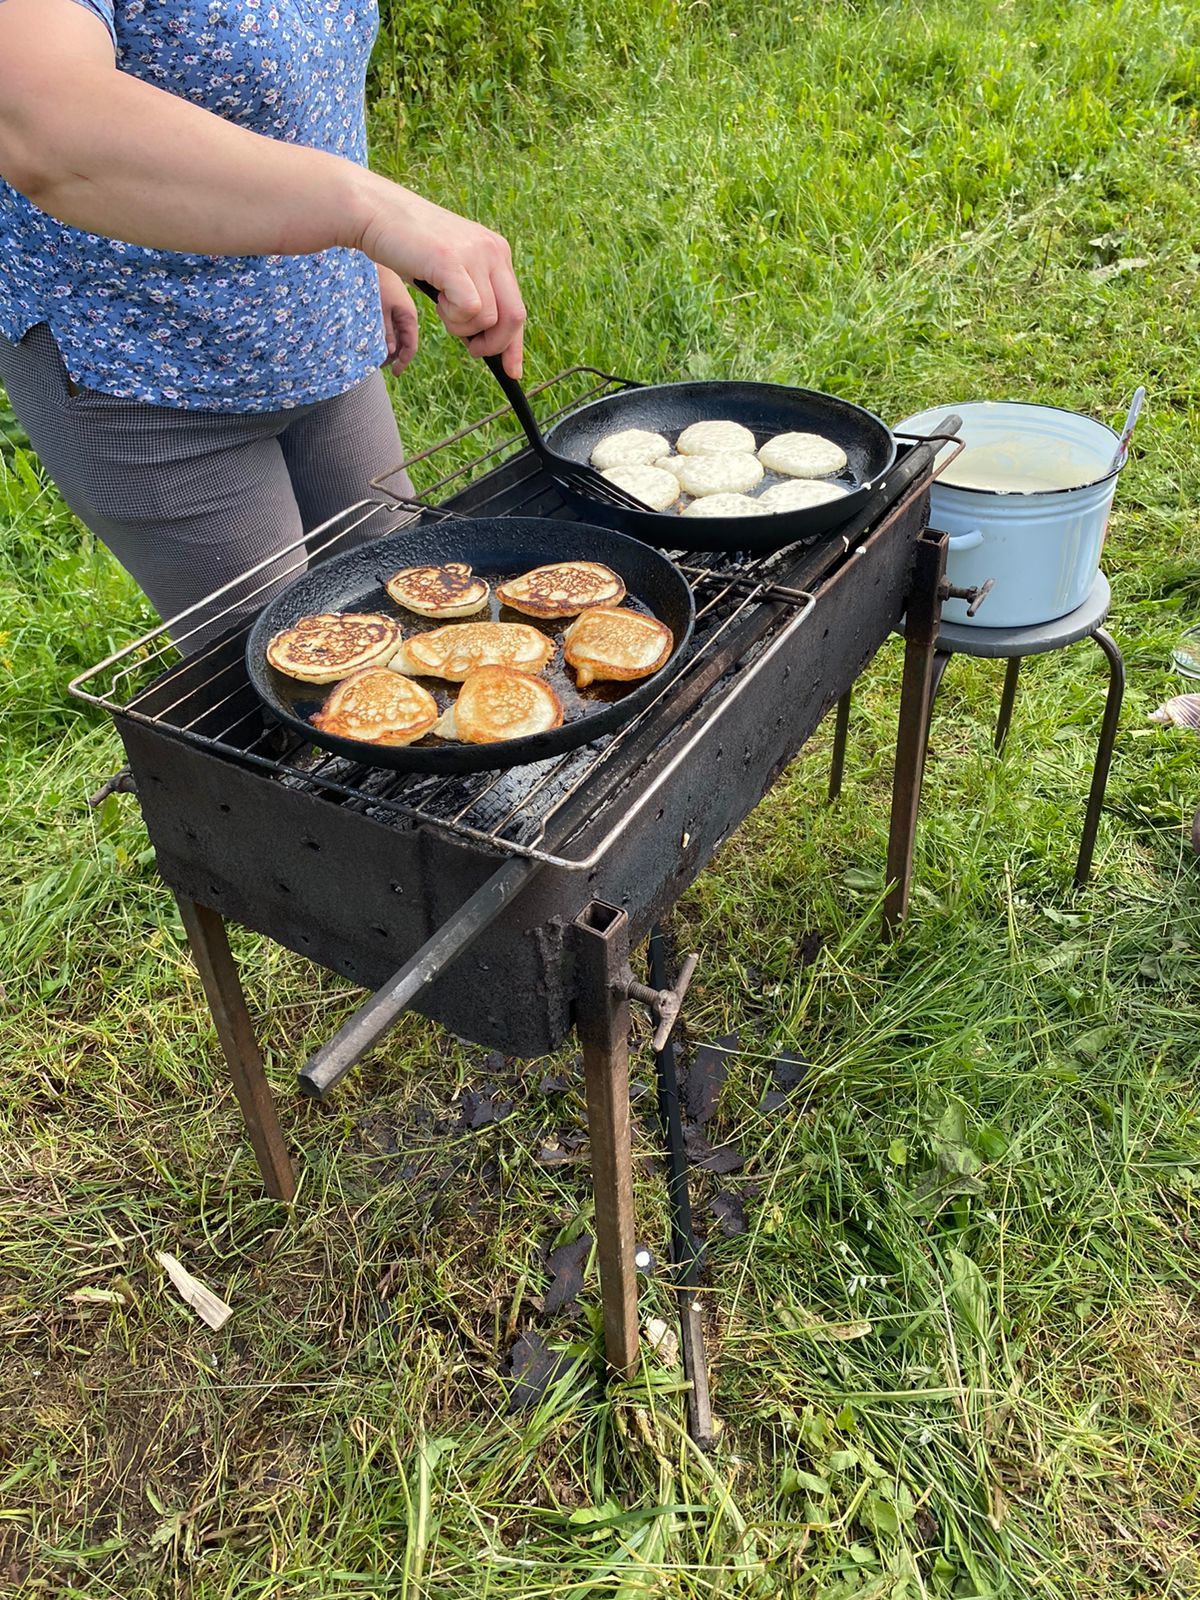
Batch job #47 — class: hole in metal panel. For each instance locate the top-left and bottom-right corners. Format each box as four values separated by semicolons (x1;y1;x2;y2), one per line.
580;902;622;935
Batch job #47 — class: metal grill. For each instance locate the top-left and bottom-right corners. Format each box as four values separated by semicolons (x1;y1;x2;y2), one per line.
69;367;944;872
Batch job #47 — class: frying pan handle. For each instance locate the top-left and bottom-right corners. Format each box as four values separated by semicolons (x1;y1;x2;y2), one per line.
413;279;550;459
932;414;963;439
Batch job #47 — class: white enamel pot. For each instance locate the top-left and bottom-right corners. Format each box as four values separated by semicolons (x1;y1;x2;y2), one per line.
896;401;1125;627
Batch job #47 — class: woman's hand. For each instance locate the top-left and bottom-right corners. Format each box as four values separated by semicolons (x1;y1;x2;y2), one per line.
378;267;419;374
354;183;526;379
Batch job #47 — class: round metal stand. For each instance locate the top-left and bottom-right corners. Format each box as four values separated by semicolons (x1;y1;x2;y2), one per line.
829;573;1124;888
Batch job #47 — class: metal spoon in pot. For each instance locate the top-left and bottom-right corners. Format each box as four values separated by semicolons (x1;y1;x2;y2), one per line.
1108;386;1145;474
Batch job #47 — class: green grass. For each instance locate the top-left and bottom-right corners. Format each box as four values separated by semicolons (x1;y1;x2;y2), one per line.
4;0;1200;1594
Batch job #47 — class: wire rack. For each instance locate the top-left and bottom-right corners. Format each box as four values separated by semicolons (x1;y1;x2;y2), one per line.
69;367;947;872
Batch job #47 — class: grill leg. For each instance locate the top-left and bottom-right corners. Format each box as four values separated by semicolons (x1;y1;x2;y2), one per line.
883;530;949;936
1074;627;1125;889
828;689;852;802
648;926;714;1448
995;656;1022;753
176;897;296;1203
574;902;639;1379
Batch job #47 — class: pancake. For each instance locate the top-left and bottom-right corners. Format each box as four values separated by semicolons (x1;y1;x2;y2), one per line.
757;431;848;478
562;605;674;689
496;561;626;618
676;419;757;456
590;428;671;470
435;666;564;744
392;620;554;682
599;462;680;512
383;562;490;618
682;492;772;518
310;668;438;746
653;454;687;481
756;478;851;512
674;452;764;498
266;612;402;684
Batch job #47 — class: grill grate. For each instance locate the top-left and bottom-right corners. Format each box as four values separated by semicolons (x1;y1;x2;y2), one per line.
70;367;945;871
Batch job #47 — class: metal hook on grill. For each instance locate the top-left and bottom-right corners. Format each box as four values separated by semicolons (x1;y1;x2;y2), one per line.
622;953;700;1052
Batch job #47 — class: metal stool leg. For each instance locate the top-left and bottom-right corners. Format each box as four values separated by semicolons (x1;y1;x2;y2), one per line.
1074;627;1124;888
995;657;1022;752
828;690;852;802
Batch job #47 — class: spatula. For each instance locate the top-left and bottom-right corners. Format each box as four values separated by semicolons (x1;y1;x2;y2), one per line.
413;280;652;512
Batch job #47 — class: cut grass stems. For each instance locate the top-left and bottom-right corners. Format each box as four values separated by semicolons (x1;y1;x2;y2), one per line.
3;0;1200;1594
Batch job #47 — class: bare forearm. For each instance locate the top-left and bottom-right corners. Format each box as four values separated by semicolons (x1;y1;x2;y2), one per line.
4;62;377;257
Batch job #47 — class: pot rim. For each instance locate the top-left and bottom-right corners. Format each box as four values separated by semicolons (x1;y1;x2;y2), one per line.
896;398;1125;499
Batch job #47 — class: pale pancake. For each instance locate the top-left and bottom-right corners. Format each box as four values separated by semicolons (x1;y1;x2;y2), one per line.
757;431;848;478
599;462;680;512
496;561;626;618
562;606;674;689
266;612;402;684
682;492;772;518
590;427;671;469
435;666;564;744
756;478;851;512
674;452;764;498
311;668;438;746
676;419;757;456
384;561;489;618
392;620;554;682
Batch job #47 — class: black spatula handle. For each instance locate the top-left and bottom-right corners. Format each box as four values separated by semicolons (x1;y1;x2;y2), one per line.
413;279;549;460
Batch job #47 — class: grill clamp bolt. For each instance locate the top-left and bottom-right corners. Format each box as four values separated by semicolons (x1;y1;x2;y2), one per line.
620;953;700;1052
938;576;994;619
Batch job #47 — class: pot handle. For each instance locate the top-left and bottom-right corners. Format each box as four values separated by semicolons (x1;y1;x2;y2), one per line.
945;527;984;552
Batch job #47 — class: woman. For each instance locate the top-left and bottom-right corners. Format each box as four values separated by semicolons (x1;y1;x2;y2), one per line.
0;0;525;648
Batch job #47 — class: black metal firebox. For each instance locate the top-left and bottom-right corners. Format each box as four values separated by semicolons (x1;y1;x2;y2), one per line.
71;369;959;1435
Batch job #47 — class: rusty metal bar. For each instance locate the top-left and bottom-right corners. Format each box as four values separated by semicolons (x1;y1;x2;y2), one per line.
828;690;852;802
297;856;539;1099
648;926;714;1447
177;897;296;1201
573;902;640;1379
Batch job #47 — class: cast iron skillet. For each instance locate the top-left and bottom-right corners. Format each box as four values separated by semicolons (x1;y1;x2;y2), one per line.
245;515;695;774
544;379;897;554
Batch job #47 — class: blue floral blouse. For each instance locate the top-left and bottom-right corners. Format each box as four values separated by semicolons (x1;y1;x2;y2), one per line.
0;0;386;411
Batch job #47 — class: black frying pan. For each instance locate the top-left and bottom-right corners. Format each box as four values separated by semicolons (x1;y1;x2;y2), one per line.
245;515;695;774
544;379;897;553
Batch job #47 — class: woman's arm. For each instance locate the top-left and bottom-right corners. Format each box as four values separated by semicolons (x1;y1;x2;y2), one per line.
0;0;524;373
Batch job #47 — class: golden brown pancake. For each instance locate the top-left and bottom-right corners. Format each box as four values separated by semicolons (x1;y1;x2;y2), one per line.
562;606;673;689
383;561;490;618
266;612;402;684
435;666;564;744
310;668;438;746
392;620;554;682
495;561;626;619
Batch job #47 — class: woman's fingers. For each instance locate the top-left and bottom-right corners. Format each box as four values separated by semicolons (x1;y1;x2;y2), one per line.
430;253;525;377
363;185;527;377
